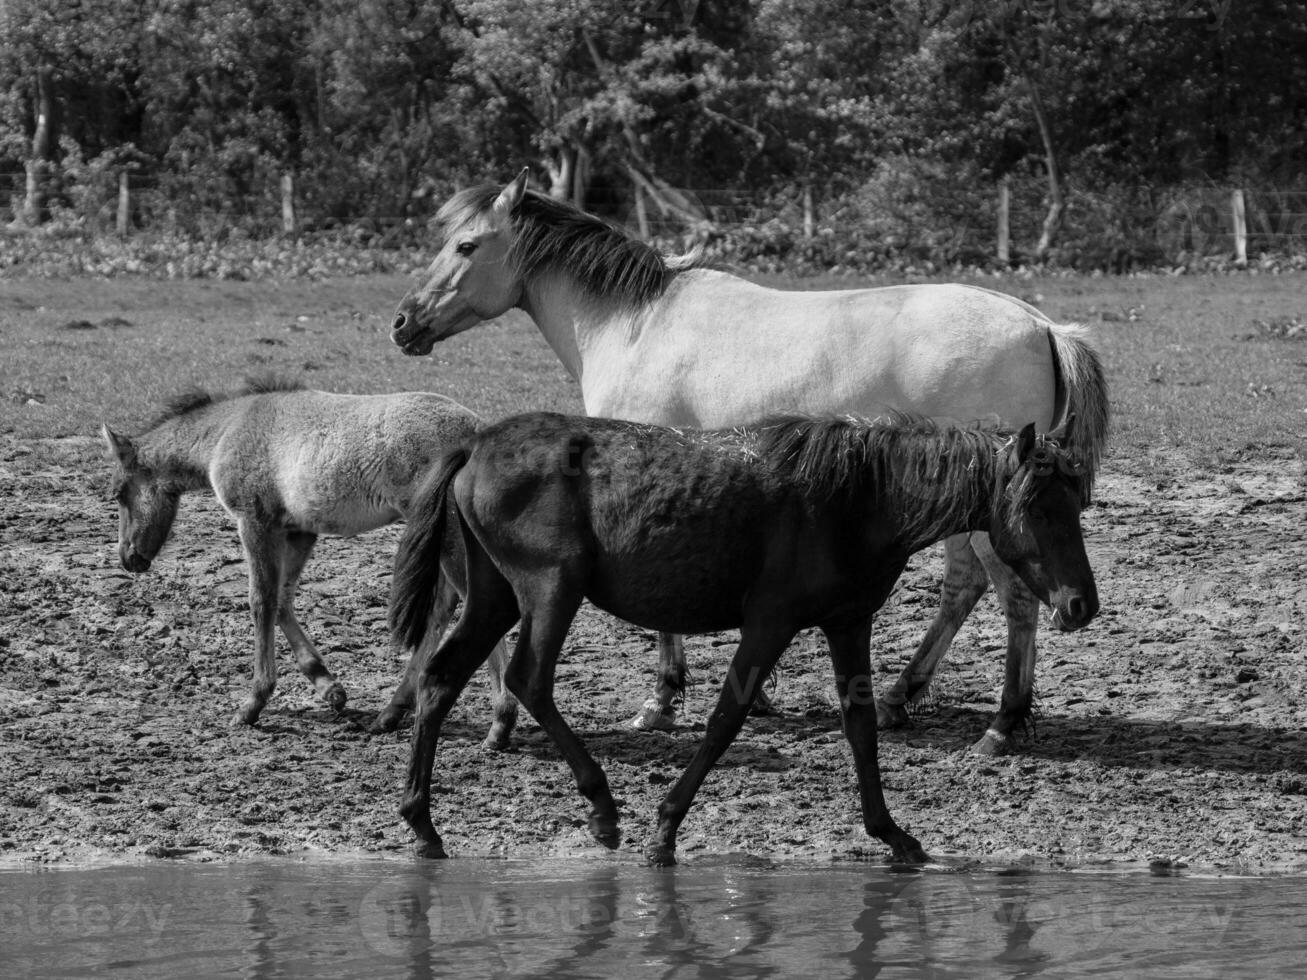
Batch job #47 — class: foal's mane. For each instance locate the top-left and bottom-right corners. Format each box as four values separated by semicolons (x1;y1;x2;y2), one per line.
151;374;305;428
438;184;689;309
755;414;1081;540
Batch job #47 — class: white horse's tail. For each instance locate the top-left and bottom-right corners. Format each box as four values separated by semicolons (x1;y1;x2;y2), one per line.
1047;323;1111;496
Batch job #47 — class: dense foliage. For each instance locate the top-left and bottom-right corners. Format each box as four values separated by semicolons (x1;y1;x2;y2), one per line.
2;0;1306;274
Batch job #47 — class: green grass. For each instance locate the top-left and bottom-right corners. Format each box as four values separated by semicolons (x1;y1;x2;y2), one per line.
3;272;1304;480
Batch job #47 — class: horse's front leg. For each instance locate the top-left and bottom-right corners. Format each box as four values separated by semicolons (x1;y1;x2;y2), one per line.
877;534;989;729
505;588;619;848
275;531;348;713
232;518;283;726
969;535;1041;757
400;580;519;856
825;619;928;864
645;617;792;867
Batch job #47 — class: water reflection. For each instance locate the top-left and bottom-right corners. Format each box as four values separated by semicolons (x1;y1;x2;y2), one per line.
1;858;1305;979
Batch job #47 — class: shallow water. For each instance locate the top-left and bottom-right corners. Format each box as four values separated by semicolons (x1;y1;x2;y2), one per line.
1;857;1303;979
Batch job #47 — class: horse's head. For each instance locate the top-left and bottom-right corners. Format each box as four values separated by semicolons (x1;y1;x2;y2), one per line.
101;424;181;573
989;422;1099;631
391;170;529;356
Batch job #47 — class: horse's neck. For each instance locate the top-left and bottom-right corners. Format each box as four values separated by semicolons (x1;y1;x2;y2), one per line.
518;273;638;386
885;446;1000;553
141;414;218;490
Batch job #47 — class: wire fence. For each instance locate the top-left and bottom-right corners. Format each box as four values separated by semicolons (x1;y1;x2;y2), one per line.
5;167;1307;263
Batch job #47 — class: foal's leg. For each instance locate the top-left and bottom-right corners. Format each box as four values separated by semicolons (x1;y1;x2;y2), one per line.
825;619;927;863
232;518;283;726
506;585;621;849
969;533;1042;757
401;566;520;857
645;615;792;866
877;534;990;729
276;531;348;713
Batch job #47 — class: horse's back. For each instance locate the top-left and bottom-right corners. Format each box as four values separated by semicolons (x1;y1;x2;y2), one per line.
595;272;1063;433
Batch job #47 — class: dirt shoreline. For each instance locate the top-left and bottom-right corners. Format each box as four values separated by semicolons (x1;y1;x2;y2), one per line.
2;434;1306;874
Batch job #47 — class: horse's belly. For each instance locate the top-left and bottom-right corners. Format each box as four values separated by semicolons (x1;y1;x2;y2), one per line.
586;553;750;635
286;501;399;538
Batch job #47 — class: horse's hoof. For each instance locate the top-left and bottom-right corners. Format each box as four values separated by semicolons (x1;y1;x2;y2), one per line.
323;683;348;713
370;709;403;735
970;729;1012;757
230;706;260;727
643;842;677;867
875;698;911;730
631;699;677;732
589;814;621;850
415;838;448;860
749;690;779;717
481;728;512;752
892;835;930;865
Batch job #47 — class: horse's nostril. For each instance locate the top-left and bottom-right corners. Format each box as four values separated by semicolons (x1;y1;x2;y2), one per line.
392;312;408;334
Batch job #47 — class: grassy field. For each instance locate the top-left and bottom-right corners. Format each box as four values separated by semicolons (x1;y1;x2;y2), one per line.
2;271;1304;479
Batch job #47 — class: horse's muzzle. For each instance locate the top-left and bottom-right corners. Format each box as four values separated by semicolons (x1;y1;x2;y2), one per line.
120;547;151;573
1049;591;1098;631
391;311;436;357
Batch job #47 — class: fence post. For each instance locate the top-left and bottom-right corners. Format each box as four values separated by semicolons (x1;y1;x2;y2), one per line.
633;183;650;240
997;176;1011;264
281;172;295;235
1231;188;1247;265
117;170;130;236
802;182;815;239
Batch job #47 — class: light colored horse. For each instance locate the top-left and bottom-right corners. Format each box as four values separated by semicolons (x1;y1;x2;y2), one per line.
390;171;1110;756
101;377;515;738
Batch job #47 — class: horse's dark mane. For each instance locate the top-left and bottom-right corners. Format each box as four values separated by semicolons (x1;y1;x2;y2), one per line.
438;184;683;309
151;374;305;428
754;414;1083;542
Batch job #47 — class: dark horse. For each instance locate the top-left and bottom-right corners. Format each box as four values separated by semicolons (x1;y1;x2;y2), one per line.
390;412;1099;865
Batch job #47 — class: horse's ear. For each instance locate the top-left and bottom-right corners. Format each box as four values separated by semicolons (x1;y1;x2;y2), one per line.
493;168;529;218
1047;412;1075;443
1014;422;1037;465
101;423;134;464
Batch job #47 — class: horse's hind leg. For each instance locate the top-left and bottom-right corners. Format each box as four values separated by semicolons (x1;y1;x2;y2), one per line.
402;562;520;857
506;585;618;849
275;531;348;713
374;575;460;734
232;519;284;726
876;534;989;729
645;613;792;867
970;534;1041;757
376;575;519;748
825;618;927;863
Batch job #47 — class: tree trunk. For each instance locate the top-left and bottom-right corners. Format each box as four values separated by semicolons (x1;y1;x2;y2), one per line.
16;68;56;228
1027;75;1063;262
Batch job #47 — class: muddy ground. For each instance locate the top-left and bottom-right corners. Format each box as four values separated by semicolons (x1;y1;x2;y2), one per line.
2;433;1305;873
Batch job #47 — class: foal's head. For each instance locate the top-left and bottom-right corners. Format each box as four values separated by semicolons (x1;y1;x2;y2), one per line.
101;425;180;573
990;422;1099;631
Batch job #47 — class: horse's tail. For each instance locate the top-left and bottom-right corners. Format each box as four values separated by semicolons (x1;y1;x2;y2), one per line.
1047;322;1111;498
390;448;470;651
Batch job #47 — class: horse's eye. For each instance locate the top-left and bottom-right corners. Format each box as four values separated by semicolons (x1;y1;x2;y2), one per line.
455;241;477;257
